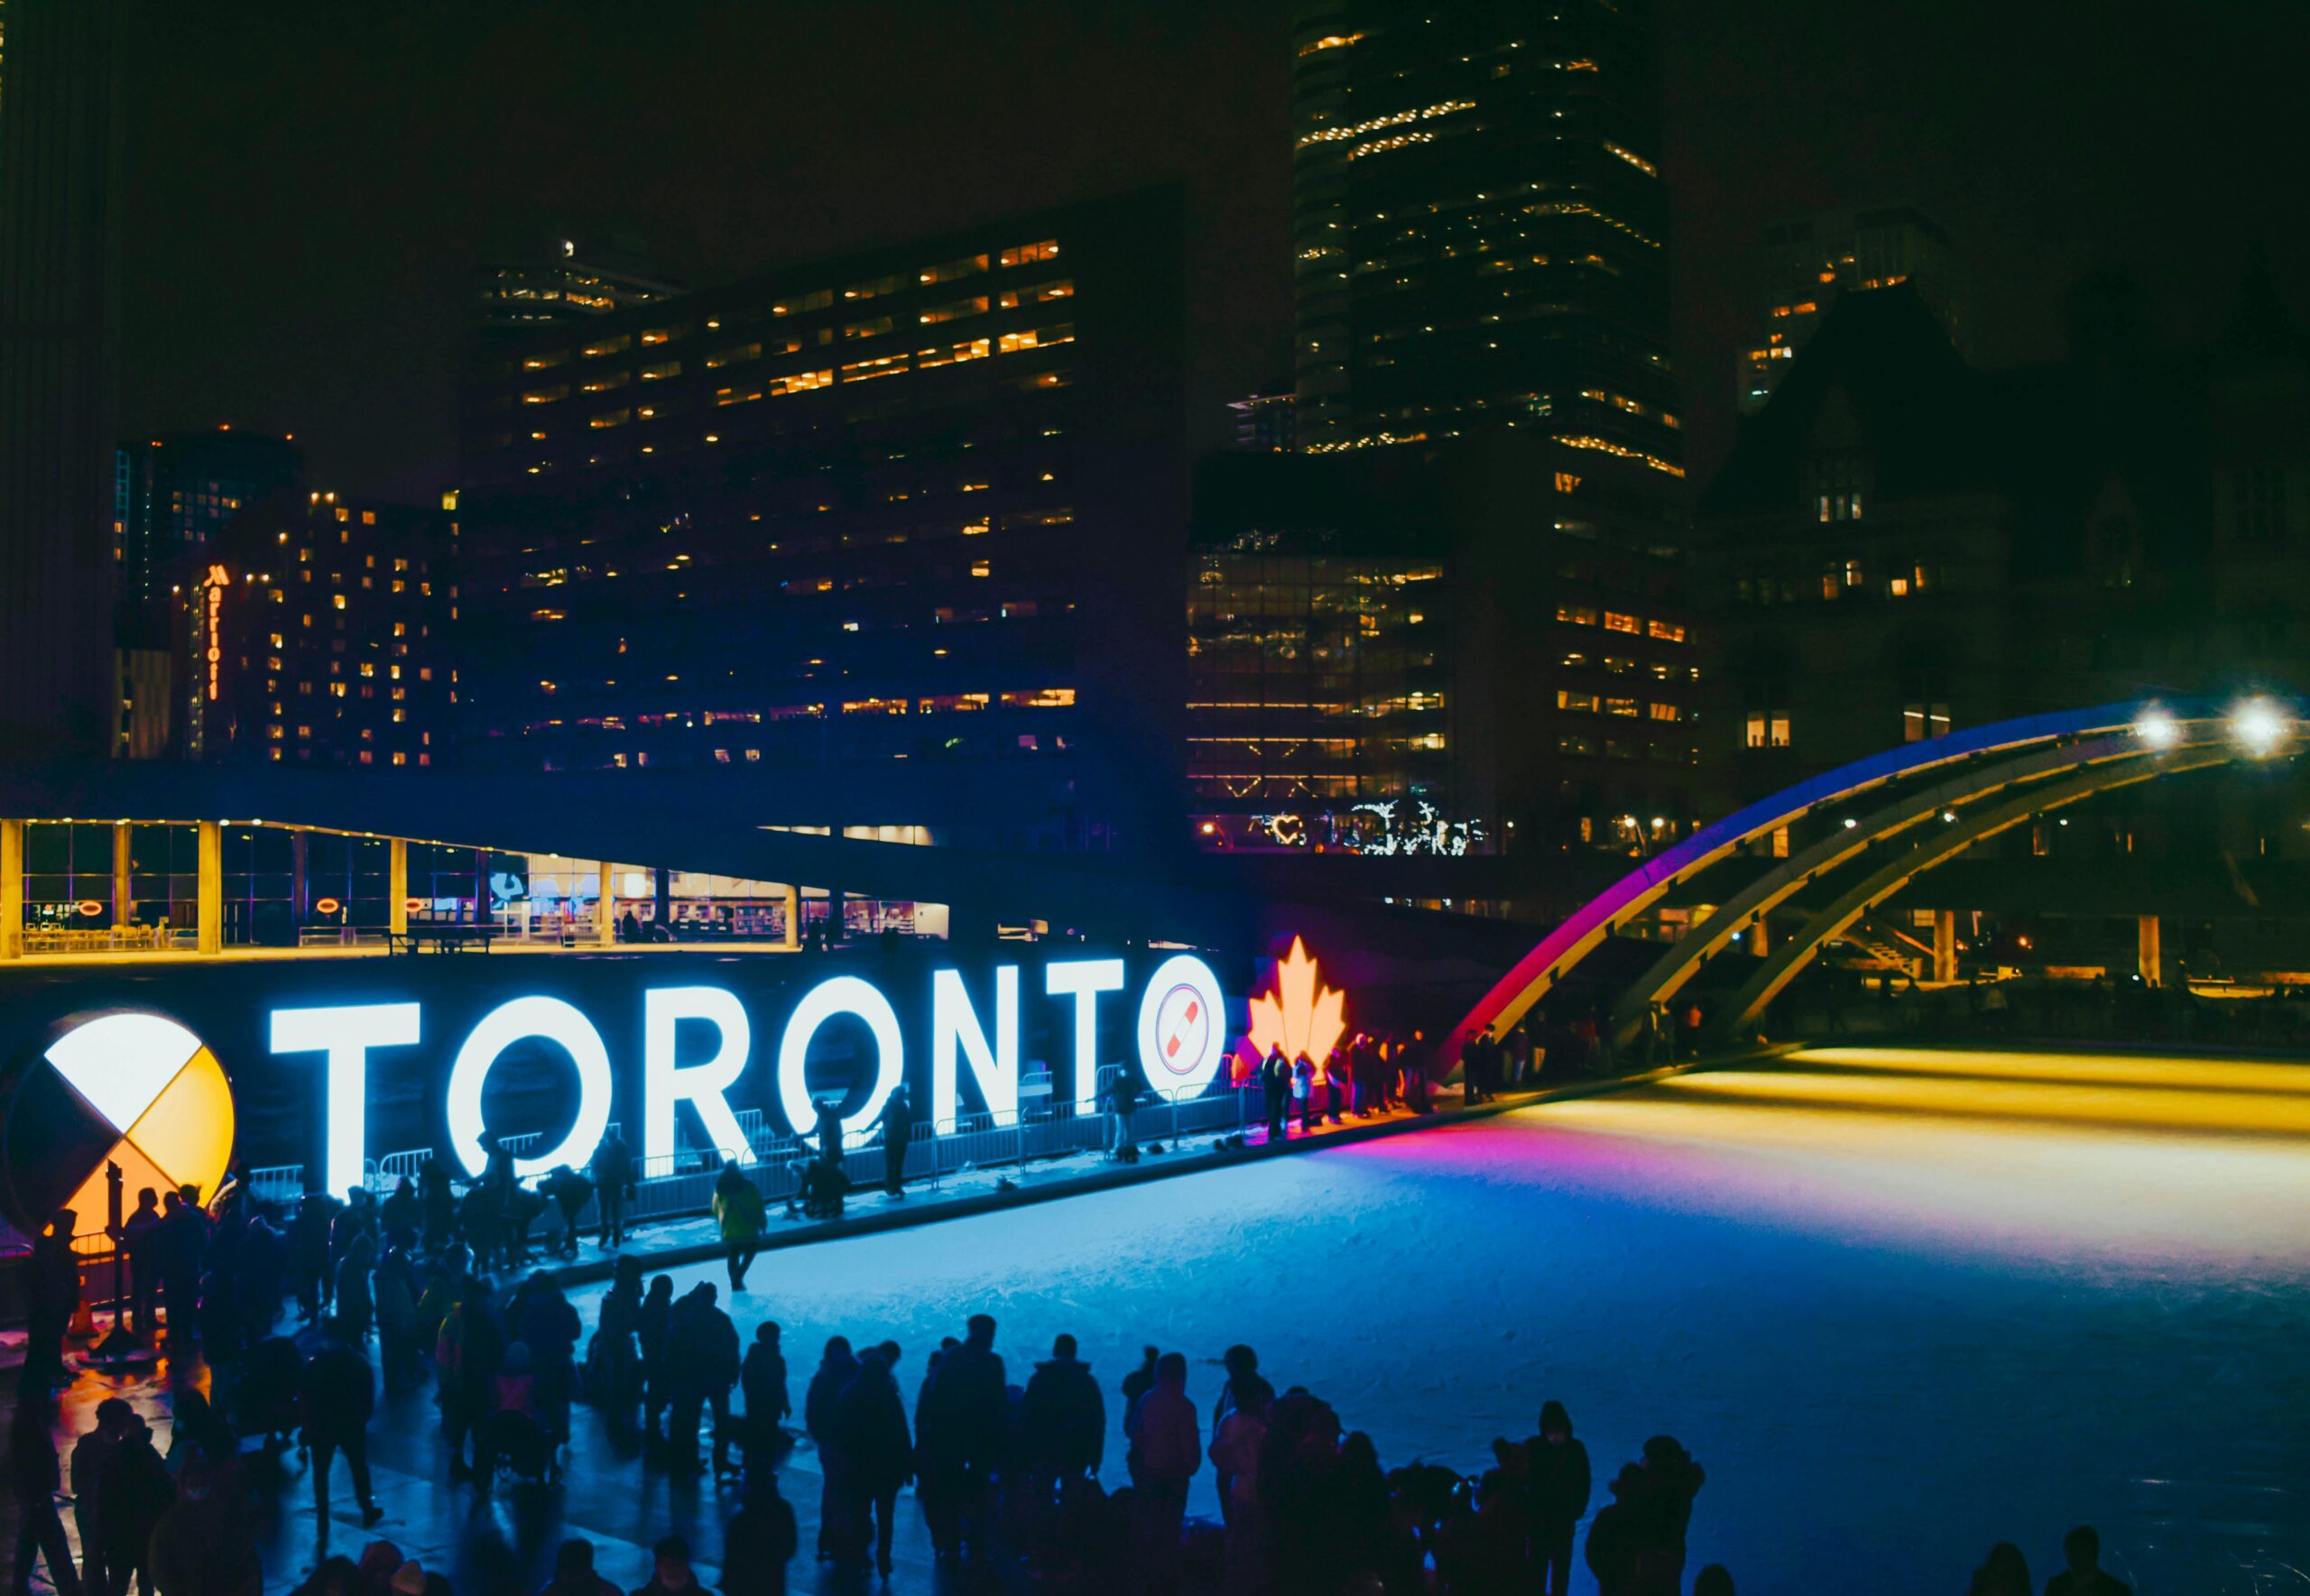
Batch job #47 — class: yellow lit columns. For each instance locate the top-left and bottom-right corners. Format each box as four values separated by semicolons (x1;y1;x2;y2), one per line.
2138;916;2165;987
597;861;615;946
389;838;409;936
0;819;23;960
197;820;224;955
783;883;800;951
114;823;133;932
1934;909;1958;983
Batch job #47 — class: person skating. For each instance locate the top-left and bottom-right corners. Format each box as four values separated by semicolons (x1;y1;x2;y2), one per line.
300;1316;385;1529
831;1345;912;1574
711;1163;766;1292
1524;1399;1592;1596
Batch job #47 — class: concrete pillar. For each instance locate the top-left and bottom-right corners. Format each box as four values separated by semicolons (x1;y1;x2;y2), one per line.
1;819;23;959
1749;913;1770;957
782;883;799;951
113;823;133;930
2138;915;2164;987
596;862;616;946
388;838;409;936
290;830;309;933
196;820;224;955
653;865;671;933
825;886;845;945
1934;909;1958;983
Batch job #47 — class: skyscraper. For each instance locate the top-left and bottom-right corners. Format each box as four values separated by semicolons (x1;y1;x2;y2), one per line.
115;428;303;605
0;0;122;760
1289;0;1678;484
1739;204;1964;413
475;238;683;335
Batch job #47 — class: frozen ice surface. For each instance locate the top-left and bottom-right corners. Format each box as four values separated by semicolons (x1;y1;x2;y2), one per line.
566;1045;2310;1591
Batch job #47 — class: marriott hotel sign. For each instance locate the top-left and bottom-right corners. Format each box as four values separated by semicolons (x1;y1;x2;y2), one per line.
0;951;1242;1218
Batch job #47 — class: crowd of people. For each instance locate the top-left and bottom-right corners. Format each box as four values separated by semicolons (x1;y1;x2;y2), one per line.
13;1190;2141;1596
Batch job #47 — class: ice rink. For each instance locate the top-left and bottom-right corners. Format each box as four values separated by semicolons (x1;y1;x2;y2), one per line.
552;1043;2310;1591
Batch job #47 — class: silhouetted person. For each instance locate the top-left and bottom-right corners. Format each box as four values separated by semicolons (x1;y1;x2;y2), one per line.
1693;1567;1735;1596
1583;1464;1646;1596
663;1282;742;1479
918;1315;1005;1558
539;1538;621;1596
629;1535;704;1596
805;1335;860;1560
123;1187;163;1335
880;1084;915;1196
146;1455;263;1596
1261;1045;1290;1139
25;1211;83;1388
636;1275;675;1441
742;1321;790;1454
1526;1400;1591;1596
831;1346;912;1574
98;1409;174;1596
1968;1542;2032;1596
70;1398;133;1593
590;1130;634;1248
2046;1526;2130;1596
1637;1434;1704;1590
713;1163;766;1291
722;1473;798;1596
1021;1333;1104;1506
1130;1352;1201;1590
301;1318;383;1528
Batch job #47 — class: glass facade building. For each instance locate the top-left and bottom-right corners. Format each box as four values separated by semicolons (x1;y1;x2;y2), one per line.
1290;0;1678;484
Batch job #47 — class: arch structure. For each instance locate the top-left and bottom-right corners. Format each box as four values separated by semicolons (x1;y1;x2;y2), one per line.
1449;695;2303;1060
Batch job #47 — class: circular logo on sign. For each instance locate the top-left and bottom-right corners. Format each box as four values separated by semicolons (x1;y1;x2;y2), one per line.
2;1013;236;1239
1151;983;1210;1077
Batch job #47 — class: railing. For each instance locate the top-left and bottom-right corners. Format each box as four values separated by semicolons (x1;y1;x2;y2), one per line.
16;927;175;955
247;1086;1254;1234
298;926;391;948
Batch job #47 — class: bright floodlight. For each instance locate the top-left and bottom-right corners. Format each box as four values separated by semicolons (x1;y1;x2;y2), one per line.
2134;708;2180;750
2231;698;2287;756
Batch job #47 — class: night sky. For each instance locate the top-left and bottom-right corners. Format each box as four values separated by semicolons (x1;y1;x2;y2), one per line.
117;0;2310;503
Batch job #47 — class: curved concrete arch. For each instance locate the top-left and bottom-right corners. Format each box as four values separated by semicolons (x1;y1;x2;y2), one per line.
1718;743;2236;1037
1602;729;2204;1046
1446;693;2296;1064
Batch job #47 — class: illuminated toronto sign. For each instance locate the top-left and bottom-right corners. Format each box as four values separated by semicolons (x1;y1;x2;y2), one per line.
249;955;1238;1191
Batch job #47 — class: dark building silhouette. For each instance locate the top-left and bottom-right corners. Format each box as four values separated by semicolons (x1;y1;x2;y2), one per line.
475;237;683;335
0;0;123;759
1226;383;1298;453
1740;204;1964;414
455;189;1188;853
180;491;458;769
115;427;304;604
1188;435;1696;863
1289;0;1677;485
1695;273;2310;976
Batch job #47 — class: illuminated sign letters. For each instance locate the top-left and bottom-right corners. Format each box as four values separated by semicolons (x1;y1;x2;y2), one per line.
1046;959;1125;1112
270;1002;422;1198
448;996;614;1179
931;965;1019;1128
1136;954;1229;1094
643;985;755;1167
777;976;904;1151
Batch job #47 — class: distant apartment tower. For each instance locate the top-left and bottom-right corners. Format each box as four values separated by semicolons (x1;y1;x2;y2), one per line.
180;493;457;768
1289;0;1679;484
0;0;123;759
476;238;683;335
1227;383;1297;453
1740;205;1963;413
455;189;1188;852
116;428;303;605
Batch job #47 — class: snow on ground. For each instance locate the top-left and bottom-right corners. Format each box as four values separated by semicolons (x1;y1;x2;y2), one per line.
568;1044;2310;1592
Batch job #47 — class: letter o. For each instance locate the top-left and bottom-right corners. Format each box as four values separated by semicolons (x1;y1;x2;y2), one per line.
1136;954;1228;1097
777;976;904;1150
447;995;614;1179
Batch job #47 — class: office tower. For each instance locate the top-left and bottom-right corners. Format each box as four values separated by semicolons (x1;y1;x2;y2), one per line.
456;189;1188;852
1289;0;1678;484
1740;204;1963;413
181;491;457;768
116;428;303;605
0;0;122;759
476;238;683;335
1226;383;1298;453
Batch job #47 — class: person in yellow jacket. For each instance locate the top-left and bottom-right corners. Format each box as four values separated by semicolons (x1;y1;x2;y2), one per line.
712;1162;768;1292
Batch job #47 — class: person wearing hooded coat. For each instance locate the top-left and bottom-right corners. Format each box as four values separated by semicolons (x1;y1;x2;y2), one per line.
636;1275;675;1441
830;1347;912;1574
804;1336;860;1561
663;1282;742;1479
1019;1333;1104;1506
1524;1399;1592;1596
1583;1464;1648;1596
1634;1434;1705;1592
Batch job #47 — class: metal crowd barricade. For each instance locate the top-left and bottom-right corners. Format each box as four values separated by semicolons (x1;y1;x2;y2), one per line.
246;1164;307;1206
